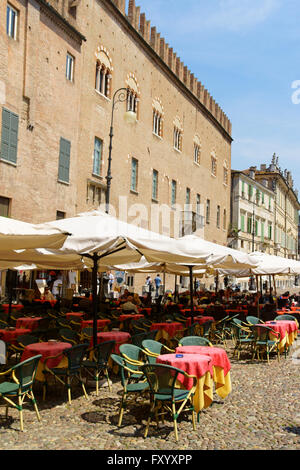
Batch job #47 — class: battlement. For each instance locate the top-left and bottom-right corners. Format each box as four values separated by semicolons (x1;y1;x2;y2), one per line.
112;0;232;136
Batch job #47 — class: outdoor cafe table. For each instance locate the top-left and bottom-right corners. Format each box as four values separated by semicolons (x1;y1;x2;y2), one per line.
0;328;31;345
119;314;144;330
185;316;215;328
138;307;152;316
89;331;131;354
156;353;213;414
21;341;72;382
175;345;232;399
150;322;183;342
33;299;57;307
265;320;298;353
16;317;43;331
80;319;111;331
65;312;86;320
1;304;23;314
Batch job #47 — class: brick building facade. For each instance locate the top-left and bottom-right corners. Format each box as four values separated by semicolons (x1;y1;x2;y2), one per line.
0;0;232;293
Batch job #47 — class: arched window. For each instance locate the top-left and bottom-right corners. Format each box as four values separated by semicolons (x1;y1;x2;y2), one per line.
211;152;217;176
173;116;183;152
152;98;164;137
193;135;201;165
95;48;113;98
223;160;229;185
126;74;140;118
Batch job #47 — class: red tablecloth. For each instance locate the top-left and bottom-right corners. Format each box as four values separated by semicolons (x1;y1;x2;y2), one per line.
119;314;144;321
90;331;131;353
1;304;23;314
175;346;231;377
156;353;212;390
0;328;31;344
16;317;43;331
65;312;86;320
21;341;72;368
265;320;298;340
179;308;206;316
138;308;152;316
150;322;183;338
80;319;111;331
185;316;215;327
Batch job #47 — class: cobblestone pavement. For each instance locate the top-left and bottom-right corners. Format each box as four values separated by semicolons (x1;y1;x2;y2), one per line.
0;340;299;451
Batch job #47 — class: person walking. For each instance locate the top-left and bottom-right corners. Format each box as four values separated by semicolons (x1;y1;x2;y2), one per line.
154;274;162;298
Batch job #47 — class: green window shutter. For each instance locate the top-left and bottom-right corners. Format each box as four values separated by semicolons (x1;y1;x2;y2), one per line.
240;214;245;232
1;108;19;163
58;137;71;183
261;222;265;241
255;221;258;236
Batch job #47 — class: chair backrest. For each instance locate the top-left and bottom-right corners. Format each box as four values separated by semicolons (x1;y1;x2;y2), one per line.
93;340;115;365
81;327;93;339
110;353;143;386
142;339;164;356
119;343;143;364
142;363;185;398
16;334;39;348
64;343;89;371
144;330;158;341
275;314;296;321
0;340;6;364
12;354;42;392
131;332;147;348
179;336;211;346
246;316;260;325
201;320;213;335
59;328;78;344
250;324;275;341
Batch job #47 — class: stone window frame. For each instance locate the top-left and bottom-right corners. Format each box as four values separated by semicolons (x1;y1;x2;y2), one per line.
6;3;18;40
126;73;140;119
173;116;183;152
95;47;113;99
66;52;75;82
211;152;217;177
152;98;164;138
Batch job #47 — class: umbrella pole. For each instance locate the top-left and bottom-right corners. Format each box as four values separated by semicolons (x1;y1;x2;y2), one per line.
273;274;278;310
7;269;13;321
174;275;178;302
255;275;260;319
188;266;195;323
92;254;99;350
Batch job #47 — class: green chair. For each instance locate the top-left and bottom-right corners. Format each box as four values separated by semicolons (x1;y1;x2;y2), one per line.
58;328;79;345
141;339;175;364
211;316;230;345
245;316;264;325
9;334;39;362
111;354;149;426
119;344;145;377
56;318;72;329
142;363;197;442
275;314;297;321
199;320;214;339
0;354;42;431
231;321;254;359
249;324;280;363
42;343;89;404
178;336;212;347
79;327;93;342
82;340;115;395
0;319;9;329
131;332;148;348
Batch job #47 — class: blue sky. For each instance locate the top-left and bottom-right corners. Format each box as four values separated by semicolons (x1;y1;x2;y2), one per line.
133;0;300;191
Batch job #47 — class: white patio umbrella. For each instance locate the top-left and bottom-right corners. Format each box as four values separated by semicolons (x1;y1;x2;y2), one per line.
0;216;69;250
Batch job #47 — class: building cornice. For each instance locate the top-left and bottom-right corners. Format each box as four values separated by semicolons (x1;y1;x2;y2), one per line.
37;0;86;44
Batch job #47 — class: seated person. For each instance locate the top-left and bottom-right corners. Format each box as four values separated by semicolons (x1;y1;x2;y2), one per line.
43;287;55;301
132;293;141;306
121;296;139;314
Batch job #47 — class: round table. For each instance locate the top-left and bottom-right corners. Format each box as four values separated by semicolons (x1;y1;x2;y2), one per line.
119;314;144;322
21;341;72;382
90;331;131;354
16;317;43;331
1;304;23;314
156;353;213;413
33;299;57;307
80;319;111;331
175;345;232;399
185;316;215;328
138;308;152;316
265;320;298;353
65;312;86;320
150;322;183;342
0;328;31;344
